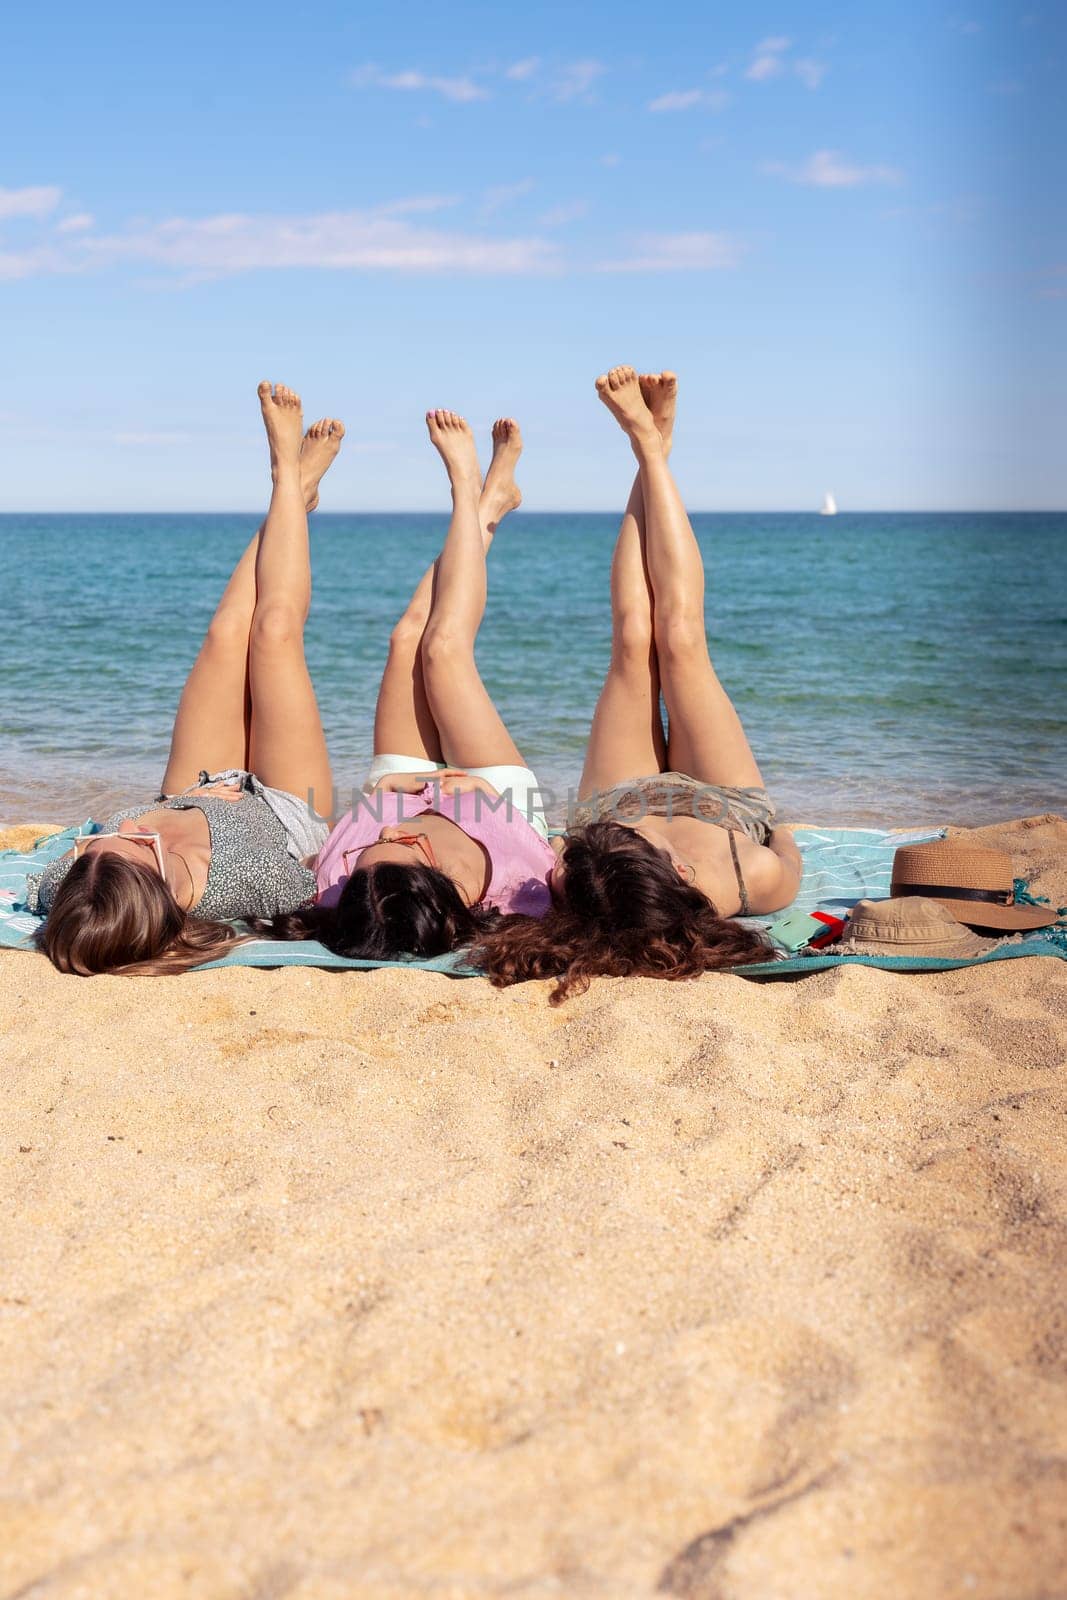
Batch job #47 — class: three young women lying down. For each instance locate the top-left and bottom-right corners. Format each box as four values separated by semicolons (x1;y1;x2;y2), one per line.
473;366;801;1001
28;368;801;986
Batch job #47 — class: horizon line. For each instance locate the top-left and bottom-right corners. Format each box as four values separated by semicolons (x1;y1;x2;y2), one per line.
2;507;1065;517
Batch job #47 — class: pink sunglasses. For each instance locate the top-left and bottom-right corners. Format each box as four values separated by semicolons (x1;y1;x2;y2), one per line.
343;832;439;876
73;831;167;884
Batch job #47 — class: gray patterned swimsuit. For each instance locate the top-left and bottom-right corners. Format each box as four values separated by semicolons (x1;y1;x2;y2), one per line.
26;770;321;920
569;776;778;917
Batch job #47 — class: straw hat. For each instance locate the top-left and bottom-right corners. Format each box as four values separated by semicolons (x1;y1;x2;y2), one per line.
890;840;1057;931
833;897;999;958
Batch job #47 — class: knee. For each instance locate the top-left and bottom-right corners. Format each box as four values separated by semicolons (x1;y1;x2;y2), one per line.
388;614;425;657
420;624;468;674
204;607;250;654
655;609;708;665
612;607;654;672
251;602;303;652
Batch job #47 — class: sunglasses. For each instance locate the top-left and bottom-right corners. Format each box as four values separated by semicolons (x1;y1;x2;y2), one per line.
73;831;167;884
343;832;439;876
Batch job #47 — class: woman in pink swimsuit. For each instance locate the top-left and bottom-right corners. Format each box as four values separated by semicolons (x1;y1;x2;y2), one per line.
262;409;558;961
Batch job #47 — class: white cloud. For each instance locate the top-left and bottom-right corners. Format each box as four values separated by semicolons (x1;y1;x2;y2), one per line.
0;185;62;221
649;87;731;113
746;54;785;82
748;54;790;82
0;246;63;280
538;200;588;227
506;57;540;80
56;212;95;233
794;57;827;89
480;178;536;218
552;60;605;102
351;65;488;102
763;149;903;188
1;203;561;282
649;89;705;113
745;36;791;80
599;231;745;273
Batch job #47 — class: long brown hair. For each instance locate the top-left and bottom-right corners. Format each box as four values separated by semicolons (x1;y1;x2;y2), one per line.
474;820;772;1003
35;852;240;976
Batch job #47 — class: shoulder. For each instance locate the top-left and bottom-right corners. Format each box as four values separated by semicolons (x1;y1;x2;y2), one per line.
742;841;801;915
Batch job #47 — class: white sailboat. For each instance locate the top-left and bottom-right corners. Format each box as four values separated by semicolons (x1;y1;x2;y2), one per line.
820;491;838;516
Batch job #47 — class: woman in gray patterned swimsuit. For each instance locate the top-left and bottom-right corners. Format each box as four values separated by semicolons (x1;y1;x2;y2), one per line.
477;366;803;1002
28;381;341;975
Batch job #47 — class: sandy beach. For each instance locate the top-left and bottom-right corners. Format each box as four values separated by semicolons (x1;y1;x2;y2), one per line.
2;813;1065;1599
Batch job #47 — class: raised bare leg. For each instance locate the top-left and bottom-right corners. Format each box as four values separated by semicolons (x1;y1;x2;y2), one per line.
246;382;334;812
578;377;677;798
596;365;764;789
161;416;344;795
418;410;525;768
373;418;523;762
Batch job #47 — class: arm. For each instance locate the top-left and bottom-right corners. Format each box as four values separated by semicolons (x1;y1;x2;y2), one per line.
369;771;447;794
746;827;803;915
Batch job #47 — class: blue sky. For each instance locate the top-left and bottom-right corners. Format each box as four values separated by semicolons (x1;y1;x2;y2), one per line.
1;1;1063;510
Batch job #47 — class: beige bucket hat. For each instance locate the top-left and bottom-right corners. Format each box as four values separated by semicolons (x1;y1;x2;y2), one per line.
890;840;1058;930
834;896;999;958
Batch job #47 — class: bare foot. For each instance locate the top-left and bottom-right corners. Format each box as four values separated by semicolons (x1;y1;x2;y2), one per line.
257;381;303;474
638;371;677;456
426;409;481;490
595;366;660;457
481;418;523;533
300;418;345;512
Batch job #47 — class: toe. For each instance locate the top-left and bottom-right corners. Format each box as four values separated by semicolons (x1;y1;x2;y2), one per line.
331;420;345;438
258;380;273;402
595;374;610;392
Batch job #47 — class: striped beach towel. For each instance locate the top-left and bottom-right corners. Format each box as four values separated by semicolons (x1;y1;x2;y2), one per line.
1;822;1063;976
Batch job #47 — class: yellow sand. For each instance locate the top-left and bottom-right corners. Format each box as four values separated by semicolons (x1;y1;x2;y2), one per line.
1;815;1065;1599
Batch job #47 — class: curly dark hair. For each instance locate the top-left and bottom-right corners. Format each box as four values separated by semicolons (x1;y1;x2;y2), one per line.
474;819;772;1003
255;859;500;961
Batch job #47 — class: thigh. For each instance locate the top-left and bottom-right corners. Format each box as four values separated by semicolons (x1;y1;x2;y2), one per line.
372;621;443;764
661;645;764;789
247;612;333;814
579;656;667;800
162;623;250;796
423;650;525;769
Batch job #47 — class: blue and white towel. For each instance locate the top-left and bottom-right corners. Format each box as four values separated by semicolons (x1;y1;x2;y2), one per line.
1;821;1063;977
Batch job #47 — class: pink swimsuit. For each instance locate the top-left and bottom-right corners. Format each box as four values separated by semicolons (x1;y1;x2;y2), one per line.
316;785;556;917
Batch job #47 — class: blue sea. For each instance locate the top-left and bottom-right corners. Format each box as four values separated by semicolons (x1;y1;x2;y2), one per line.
1;512;1064;828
